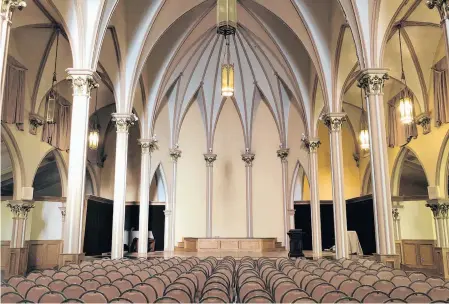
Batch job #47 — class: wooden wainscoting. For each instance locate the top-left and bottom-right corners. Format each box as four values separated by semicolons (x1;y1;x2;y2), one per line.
1;241;10;272
395;241;402;264
28;240;62;270
401;239;436;270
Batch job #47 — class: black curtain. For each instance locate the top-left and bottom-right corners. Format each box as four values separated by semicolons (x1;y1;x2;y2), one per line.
294;205;312;250
149;205;165;251
347;197;376;255
83;200;113;256
320;204;335;251
125;205;139;231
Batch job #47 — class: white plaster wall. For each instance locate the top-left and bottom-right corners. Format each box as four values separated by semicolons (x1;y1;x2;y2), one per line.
212;101;246;237
1;203;13;241
29;202;63;240
175;102;207;242
252;102;283;241
400;201;436;240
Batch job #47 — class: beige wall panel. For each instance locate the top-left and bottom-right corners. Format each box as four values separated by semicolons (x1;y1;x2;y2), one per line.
29;201;63;240
252;102;283;241
212;101;246;237
1;203;13;241
317;125;333;200
400;200;436;240
175;102;207;242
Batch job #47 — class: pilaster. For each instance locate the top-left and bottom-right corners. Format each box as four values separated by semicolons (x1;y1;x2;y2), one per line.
204;149;217;238
277;147;289;248
242;149;255;237
168;145;181;250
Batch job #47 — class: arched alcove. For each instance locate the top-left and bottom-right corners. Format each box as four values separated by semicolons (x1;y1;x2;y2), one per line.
398;149;429;197
32;150;63;197
149;165;167;202
85;169;94;196
1;139;14;196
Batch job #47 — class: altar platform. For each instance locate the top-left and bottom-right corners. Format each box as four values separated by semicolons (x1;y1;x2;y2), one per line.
174;237;285;253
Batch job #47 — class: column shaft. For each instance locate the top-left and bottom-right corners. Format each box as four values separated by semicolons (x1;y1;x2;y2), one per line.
111;114;135;259
242;151;255;238
138;145;150;256
204;152;217;238
64;70;98;255
168;147;181;250
359;70;395;255
309;148;322;257
277;148;289;247
0;12;11;117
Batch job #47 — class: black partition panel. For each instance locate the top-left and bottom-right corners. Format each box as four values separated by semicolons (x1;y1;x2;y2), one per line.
83;200;113;256
320;204;335;251
149;205;165;251
347;196;376;255
294;205;312;250
125;205;139;231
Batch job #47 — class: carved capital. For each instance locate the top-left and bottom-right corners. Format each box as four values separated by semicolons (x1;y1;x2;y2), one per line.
1;0;26;15
392;208;400;221
322;113;346;132
7;200;34;218
301;135;321;153
66;69;99;96
164;209;172;217
242;150;255;167
59;206;66;221
426;202;444;218
139;136;158;154
111;113;136;133
287;209;296;216
427;0;449;20
416;113;431;135
204;152;217;167
169;146;182;163
28;113;44;135
277;148;289;163
441;204;449;218
357;70;389;95
353;153;360;168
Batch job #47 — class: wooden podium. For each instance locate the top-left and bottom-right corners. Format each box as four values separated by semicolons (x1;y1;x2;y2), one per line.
181;237;278;252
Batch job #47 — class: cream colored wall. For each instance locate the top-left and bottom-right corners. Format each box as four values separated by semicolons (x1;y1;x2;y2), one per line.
252;102;284;241
29;202;63;240
1;203;13;241
175;102;207;241
212;101;246;237
399;201;436;240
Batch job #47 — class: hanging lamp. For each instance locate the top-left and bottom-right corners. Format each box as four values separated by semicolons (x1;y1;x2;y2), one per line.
46;28;60;124
398;25;414;125
359;89;370;151
88;89;100;150
217;0;236;97
221;37;234;97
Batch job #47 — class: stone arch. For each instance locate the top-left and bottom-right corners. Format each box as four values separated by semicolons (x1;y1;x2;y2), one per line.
1;123;25;199
149;163;168;203
31;148;67;198
290;160;310;205
362;162;372;196
435;129;449;198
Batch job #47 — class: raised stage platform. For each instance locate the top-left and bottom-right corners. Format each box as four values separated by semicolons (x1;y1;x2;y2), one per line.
176;237;285;252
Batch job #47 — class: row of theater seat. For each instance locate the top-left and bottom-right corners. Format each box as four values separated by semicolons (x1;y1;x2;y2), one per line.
1;256;449;303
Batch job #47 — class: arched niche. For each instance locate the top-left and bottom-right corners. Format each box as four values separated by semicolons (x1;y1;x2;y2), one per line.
149;164;167;203
32;150;64;197
1;123;24;199
392;148;429;197
1;139;14;196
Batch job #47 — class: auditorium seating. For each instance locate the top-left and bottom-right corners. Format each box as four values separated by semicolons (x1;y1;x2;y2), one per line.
1;256;449;303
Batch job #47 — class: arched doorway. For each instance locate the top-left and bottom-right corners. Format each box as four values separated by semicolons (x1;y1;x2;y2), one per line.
32;150;63;197
398;149;428;196
148;164;167;251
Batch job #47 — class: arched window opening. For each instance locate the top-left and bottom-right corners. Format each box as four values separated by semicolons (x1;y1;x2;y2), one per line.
398;149;428;197
85;169;94;196
149;167;166;202
32;150;62;197
1;139;14;196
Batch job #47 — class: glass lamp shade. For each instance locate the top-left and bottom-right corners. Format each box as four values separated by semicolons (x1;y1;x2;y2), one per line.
399;96;413;124
46;93;56;123
221;63;234;97
359;129;370;150
88;129;100;150
217;0;237;36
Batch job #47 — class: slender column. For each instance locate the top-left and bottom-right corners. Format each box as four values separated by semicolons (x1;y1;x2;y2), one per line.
302;137;323;257
242;149;255;238
358;70;396;255
277;147;289;248
204;149;217;238
59;205;66;240
62;70;99;264
323;113;348;259
164;209;172;251
441;204;448;247
427;1;449;69
168;146;181;250
6;200;34;276
138;136;158;257
392;208;402;241
110;113;136;259
426;200;449;247
0;0;26;117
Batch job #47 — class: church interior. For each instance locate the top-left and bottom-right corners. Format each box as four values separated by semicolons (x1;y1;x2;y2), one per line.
1;0;449;302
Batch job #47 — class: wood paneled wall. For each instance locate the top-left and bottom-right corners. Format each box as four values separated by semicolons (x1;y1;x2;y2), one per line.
401;239;436;270
1;241;10;273
27;240;62;270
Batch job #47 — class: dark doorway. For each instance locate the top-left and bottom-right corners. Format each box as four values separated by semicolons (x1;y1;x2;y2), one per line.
150;205;165;251
294;204;312;250
83;199;113;256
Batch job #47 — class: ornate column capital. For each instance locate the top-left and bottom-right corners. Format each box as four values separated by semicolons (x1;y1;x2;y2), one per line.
357;69;389;95
6;200;34;219
204;149;217;167
441;204;449;218
28;113;44;135
416;113;431;134
321;113;346;132
111;113;137;133
242;149;255;167
277;147;290;163
59;206;66;221
139;135;158;154
1;0;26;16
164;209;172;217
392;208;400;221
426;199;449;218
66;69;100;96
427;0;449;20
169;145;182;163
301;135;321;153
287;209;296;216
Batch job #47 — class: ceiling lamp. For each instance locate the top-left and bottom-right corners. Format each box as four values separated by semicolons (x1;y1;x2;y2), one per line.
359;89;369;151
221;42;234;97
398;24;414;125
46;29;60;124
217;0;237;36
88;89;100;150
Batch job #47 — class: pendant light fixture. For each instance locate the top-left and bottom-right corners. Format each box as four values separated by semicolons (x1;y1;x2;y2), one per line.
217;0;236;97
46;28;60;124
88;89;100;150
359;89;370;151
398;24;414;125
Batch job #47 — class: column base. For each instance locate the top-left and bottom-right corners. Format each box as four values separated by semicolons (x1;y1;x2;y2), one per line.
7;247;29;278
434;247;449;280
373;253;401;269
58;253;85;267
